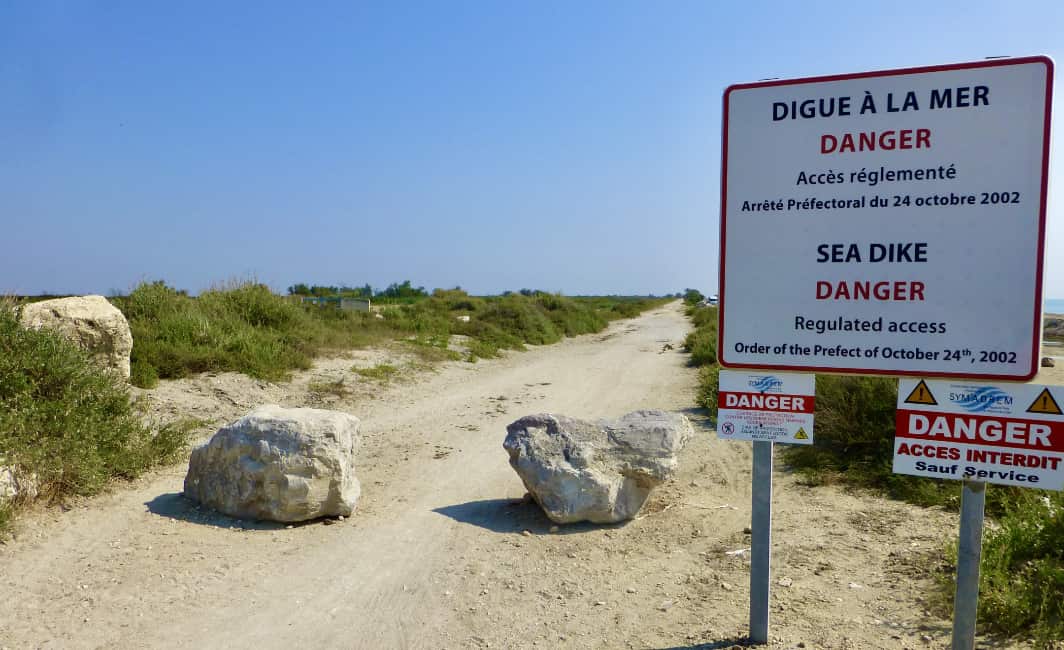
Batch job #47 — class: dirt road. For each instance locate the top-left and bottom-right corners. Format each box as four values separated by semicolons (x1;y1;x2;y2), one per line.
0;303;1033;649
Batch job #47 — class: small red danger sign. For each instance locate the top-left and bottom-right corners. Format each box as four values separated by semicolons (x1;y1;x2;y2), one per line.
716;371;816;445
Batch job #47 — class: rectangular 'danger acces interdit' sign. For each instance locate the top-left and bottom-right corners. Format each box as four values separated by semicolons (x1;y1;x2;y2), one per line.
719;57;1053;380
893;378;1064;490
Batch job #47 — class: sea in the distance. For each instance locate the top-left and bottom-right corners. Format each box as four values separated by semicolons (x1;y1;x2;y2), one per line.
1046;299;1064;315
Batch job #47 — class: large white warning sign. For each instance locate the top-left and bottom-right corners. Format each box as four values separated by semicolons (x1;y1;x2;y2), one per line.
717;370;814;444
718;57;1053;380
893;378;1064;490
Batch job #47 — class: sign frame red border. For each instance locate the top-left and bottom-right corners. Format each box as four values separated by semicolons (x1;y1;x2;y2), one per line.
717;56;1055;380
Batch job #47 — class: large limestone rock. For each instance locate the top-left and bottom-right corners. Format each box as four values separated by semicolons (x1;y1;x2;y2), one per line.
503;410;693;524
184;405;361;522
20;295;133;380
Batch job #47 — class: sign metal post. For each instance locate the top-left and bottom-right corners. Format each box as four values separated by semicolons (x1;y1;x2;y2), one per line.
952;480;986;650
749;440;773;644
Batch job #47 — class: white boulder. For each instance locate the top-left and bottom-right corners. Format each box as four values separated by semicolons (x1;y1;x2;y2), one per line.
184;405;361;522
19;295;133;380
503;410;693;524
0;464;38;506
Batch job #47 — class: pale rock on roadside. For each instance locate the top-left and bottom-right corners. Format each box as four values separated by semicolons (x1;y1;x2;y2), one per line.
0;464;38;506
184;405;361;522
503;410;693;524
19;295;133;380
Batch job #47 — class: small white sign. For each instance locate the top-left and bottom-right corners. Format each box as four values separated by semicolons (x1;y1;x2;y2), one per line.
719;57;1053;380
893;378;1064;490
717;370;815;444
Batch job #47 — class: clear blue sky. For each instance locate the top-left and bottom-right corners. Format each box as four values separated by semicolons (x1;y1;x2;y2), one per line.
3;1;1063;297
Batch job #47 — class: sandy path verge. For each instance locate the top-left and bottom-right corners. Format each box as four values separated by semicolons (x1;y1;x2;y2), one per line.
0;303;1038;649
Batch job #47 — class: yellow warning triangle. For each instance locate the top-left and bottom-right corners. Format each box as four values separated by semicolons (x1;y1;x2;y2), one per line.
904;380;938;406
794;427;809;440
1027;388;1063;415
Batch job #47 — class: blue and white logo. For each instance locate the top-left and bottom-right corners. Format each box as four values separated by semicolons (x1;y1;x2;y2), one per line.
748;375;784;393
949;386;1013;414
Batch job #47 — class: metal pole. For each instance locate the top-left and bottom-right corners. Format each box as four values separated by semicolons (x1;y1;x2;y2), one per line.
750;440;773;644
952;480;986;650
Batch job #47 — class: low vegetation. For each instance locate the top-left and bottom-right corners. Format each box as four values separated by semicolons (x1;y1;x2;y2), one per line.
0;301;193;535
683;297;720;414
684;302;1064;640
114;281;394;387
115;281;668;388
974;492;1064;640
306;378;352;398
0;284;666;534
288;280;430;304
683;300;717;368
353;363;400;382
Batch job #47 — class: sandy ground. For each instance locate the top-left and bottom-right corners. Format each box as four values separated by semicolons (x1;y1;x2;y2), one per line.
0;303;1050;649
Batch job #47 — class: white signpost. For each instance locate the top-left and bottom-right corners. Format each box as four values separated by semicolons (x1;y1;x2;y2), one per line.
893;378;1063;648
716;370;814;642
718;56;1054;649
719;57;1053;380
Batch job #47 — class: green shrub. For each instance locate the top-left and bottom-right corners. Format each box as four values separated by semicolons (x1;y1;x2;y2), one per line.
684;304;720;418
353;363;400;382
0;303;192;532
402;301;455;343
466;337;502;360
201;281;304;329
130;361;160;388
975;491;1064;640
779;375;960;504
456;319;523;356
784;375;897;480
608;301;643;319
116;282;667;383
534;293;607;336
477;296;561;346
117;280;371;386
432;287;481;312
697;364;720;414
683;306;718;366
575;295;671;321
